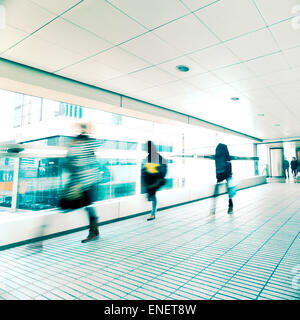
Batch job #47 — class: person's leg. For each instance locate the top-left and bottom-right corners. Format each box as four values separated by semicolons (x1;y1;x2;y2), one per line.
228;197;233;213
226;179;233;213
147;193;157;221
210;182;220;214
87;206;99;234
81;188;99;243
81;206;99;243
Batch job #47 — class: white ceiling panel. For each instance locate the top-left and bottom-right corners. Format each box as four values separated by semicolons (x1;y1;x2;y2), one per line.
242;88;279;103
120;32;183;65
225;28;279;61
149;81;198;98
56;58;123;84
98;74;154;95
181;0;221;12
184;72;225;89
1;0;300;140
163;91;212;105
153;14;220;54
130;66;178;87
30;0;83;15
259;69;300;87
132;86;174;102
34;18;113;57
283;45;300;68
212;63;255;83
106;0;190;30
3;0;55;34
270;19;300;50
195;0;266;41
0;26;28;54
229;77;268;92
187;44;240;71
158;56;208;78
62;0;147;44
268;80;300;96
1;36;84;73
254;0;300;26
245;52;290;77
203;84;239;98
92;47;151;74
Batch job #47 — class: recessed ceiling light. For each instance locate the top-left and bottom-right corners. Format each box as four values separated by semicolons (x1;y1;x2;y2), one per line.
230;97;239;101
274;124;280;126
176;65;189;72
257;113;264;116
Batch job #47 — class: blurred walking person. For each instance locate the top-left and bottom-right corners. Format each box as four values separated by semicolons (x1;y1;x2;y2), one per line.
211;143;236;214
283;158;290;179
59;123;101;243
141;140;167;221
291;157;298;178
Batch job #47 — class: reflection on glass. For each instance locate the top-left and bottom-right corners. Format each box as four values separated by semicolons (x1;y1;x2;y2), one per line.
0;88;264;213
0;158;14;208
17;158;62;210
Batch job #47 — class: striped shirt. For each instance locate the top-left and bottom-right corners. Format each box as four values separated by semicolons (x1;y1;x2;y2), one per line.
66;135;101;191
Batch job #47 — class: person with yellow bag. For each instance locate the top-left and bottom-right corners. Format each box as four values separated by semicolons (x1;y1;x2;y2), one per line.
141;141;167;221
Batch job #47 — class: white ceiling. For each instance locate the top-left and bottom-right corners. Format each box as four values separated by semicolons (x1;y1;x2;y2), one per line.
1;0;300;140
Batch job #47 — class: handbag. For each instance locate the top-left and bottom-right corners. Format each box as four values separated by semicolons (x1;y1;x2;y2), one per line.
59;181;86;210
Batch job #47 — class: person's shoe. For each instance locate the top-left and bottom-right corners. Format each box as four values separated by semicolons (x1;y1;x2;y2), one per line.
227;206;233;214
81;232;99;243
147;216;156;221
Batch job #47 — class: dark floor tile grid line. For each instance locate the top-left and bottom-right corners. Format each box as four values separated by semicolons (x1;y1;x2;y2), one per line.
43;195;247;284
95;195;280;298
256;232;300;300
97;187;272;248
1;184;300;300
178;208;298;298
209;209;300;300
0;188;282;298
21;189;264;298
116;189;292;298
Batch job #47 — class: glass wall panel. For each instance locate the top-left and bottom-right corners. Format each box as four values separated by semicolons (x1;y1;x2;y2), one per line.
0;88;262;212
17;158;63;210
110;159;137;199
0;157;14;208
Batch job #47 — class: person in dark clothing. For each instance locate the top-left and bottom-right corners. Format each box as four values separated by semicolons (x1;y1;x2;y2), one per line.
59;123;101;243
141;141;167;221
211;143;234;214
291;157;298;178
283;158;290;179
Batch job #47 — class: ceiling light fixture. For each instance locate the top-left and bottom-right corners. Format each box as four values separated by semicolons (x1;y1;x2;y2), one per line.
230;97;239;101
274;124;280;126
176;65;189;72
257;113;264;116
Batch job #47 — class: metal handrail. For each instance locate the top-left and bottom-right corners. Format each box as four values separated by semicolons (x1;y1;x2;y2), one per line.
0;143;259;161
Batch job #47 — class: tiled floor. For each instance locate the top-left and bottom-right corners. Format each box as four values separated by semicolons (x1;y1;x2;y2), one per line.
0;183;300;300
